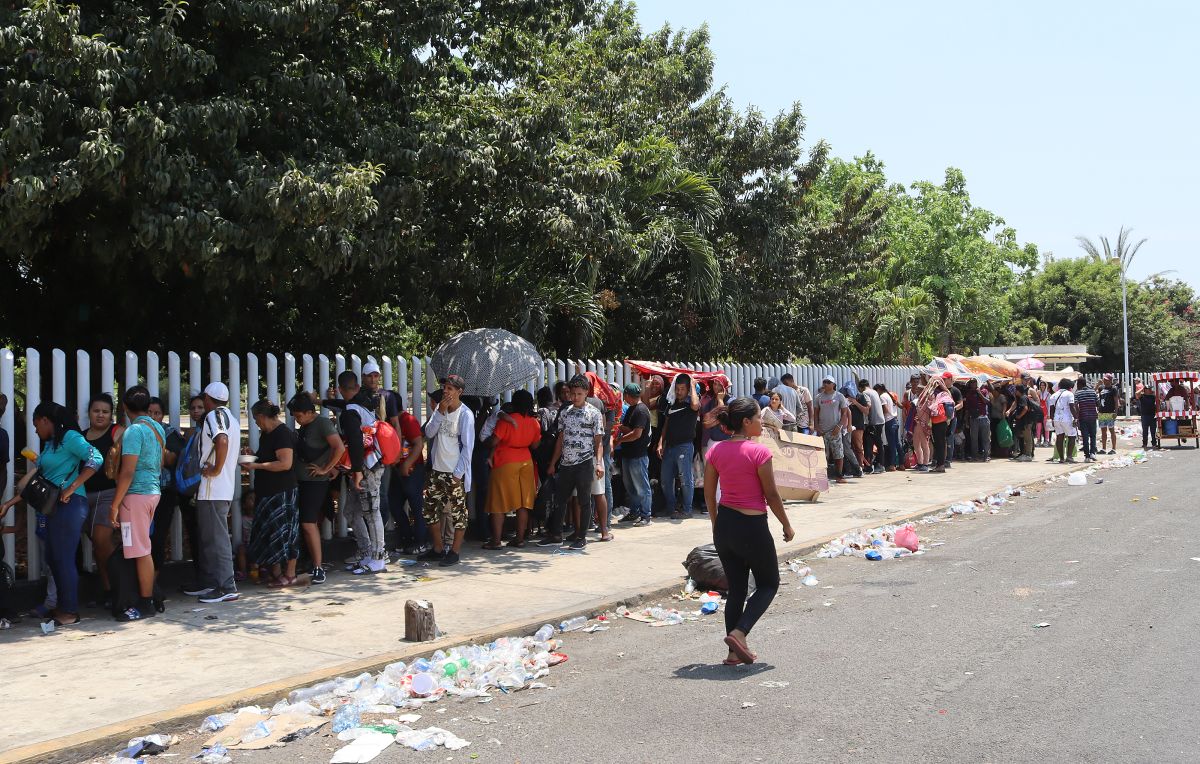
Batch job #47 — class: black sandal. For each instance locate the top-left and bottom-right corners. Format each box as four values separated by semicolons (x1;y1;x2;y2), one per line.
481;541;503;550
506;538;526;548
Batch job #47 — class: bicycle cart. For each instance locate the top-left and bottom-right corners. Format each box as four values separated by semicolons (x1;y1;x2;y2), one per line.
1152;371;1199;449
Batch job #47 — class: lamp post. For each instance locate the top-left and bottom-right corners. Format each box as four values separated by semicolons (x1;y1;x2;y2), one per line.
1112;255;1132;416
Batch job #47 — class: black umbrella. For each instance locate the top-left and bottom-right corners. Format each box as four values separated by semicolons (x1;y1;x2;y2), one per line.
429;328;544;397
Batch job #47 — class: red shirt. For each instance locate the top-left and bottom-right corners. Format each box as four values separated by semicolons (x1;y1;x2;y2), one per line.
399;411;424;464
493;414;541;468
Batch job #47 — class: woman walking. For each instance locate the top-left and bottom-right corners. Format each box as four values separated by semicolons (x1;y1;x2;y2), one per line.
287;393;343;583
703;398;795;665
485;390;542;548
243;400;301;586
0;403;103;626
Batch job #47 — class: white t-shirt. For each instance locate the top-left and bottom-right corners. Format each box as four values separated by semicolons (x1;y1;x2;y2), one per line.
431;405;463;474
861;388;886;425
200;406;239;501
1050;390;1075;422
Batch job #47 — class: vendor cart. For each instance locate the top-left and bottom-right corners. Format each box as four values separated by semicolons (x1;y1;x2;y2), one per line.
1152;371;1199;449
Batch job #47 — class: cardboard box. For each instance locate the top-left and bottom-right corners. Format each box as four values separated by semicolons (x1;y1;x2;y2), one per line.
763;429;828;502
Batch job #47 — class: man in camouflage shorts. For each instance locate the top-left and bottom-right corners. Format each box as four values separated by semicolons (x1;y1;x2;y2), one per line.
419;375;475;567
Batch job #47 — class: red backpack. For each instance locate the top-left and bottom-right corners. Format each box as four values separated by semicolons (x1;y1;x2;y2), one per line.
374;420;402;465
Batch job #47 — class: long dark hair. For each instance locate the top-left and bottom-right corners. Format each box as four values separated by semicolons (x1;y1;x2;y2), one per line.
510;389;535;417
710;396;760;435
33;401;79;447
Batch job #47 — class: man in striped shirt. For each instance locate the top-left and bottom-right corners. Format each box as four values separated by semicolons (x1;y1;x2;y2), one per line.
1074;381;1100;462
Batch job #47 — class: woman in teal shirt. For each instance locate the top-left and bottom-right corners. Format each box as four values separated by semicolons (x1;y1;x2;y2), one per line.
0;402;102;625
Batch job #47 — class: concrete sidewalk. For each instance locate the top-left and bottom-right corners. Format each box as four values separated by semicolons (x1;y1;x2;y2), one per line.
0;456;1101;759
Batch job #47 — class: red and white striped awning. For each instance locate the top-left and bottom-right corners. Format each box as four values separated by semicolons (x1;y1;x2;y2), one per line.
1156;410;1198;420
1150;371;1200;382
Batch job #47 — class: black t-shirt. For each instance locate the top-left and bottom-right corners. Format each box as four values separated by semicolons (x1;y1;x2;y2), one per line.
1098;386;1120;414
851;394;866;428
949;385;963;413
1137;391;1158;417
255;424;299;497
620;402;651;458
84;425;118;493
661;395;699;448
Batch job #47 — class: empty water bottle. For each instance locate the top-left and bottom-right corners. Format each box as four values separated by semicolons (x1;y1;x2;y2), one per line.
330;703;361;733
412;657;433;673
288;679;337;705
241;720;273;742
533;624;554;642
559;616;587;632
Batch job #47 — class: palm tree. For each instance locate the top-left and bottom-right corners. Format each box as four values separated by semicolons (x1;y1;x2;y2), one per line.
1075;226;1147;270
873;286;934;363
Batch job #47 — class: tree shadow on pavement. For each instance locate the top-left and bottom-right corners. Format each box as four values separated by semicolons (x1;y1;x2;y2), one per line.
672;662;774;680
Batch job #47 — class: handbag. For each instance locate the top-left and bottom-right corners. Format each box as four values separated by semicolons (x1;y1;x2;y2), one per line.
20;471;61;516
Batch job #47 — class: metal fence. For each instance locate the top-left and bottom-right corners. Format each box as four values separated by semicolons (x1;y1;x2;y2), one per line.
0;347;922;581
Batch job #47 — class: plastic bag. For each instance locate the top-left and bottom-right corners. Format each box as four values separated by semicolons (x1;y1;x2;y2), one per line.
997;419;1014;448
894;525;919;553
682;544;727;592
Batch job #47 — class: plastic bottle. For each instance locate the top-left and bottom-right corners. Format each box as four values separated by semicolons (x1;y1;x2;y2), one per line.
412;657;433;673
330;704;361;733
383;661;408;683
242;720;273;742
533;624;554;642
559;616;587;632
865;550;883;561
288;680;337;705
700;601;719;615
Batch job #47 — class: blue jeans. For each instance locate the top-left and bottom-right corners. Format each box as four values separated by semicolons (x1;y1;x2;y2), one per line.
621;455;651;518
884;420;900;468
45;494;88;614
389;462;429;547
660;442;695;514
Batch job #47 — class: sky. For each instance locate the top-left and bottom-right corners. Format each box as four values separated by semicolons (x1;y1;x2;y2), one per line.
632;0;1198;289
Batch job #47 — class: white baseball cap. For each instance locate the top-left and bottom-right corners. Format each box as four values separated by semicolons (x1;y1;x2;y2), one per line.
204;381;230;402
362;361;381;376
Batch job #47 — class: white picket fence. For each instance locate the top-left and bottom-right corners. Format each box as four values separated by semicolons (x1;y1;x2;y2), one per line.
0;347;922;581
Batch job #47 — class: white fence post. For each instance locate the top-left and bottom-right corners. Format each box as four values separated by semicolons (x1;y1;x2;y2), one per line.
51;349;67;409
302;354;315;396
168;352;181;430
208;352;221;387
284;353;297;425
75;350;90;428
246;354;260;456
189;352;202;401
1;349;14;574
24;348;40;581
146;351;160;398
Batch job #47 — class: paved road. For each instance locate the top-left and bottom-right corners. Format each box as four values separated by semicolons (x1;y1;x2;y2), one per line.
100;449;1200;763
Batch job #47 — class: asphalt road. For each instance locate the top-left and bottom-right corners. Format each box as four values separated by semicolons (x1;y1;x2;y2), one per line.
97;448;1200;764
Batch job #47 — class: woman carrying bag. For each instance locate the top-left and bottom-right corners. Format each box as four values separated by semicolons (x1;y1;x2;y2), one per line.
1;403;103;626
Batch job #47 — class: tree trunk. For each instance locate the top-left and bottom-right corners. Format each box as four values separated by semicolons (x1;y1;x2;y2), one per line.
404;599;438;642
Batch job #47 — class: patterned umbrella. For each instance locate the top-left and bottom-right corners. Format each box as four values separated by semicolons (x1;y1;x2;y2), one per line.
1016;357;1046;370
429;328;544;397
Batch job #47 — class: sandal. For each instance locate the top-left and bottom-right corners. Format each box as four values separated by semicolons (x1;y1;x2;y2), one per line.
721;657;741;666
267;575;297;588
51;614;81;627
723;633;756;665
505;539;526;548
481;542;503;551
597;534;614;542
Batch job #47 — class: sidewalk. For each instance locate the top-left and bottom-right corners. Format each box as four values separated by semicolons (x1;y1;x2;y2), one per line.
1;456;1097;760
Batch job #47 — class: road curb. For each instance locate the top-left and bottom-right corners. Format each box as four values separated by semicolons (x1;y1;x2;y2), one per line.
4;461;1093;764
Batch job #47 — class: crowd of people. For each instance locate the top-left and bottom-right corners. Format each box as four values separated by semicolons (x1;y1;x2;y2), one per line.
0;361;1150;634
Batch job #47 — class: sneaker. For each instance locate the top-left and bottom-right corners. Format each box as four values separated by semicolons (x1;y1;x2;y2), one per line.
182;584;213;597
439;551;461;567
417;548;444;562
1065;458;1078;464
349;564;374;575
872;467;885;475
631;517;651;527
569;538;586;550
368;558;388;573
0;618;11;630
536;536;564;547
198;589;240;604
343;554;362;565
618;513;639;523
1108;449;1117;455
670;511;691;520
1016;455;1033;462
915;465;930;473
310;568;326;584
115;607;152;622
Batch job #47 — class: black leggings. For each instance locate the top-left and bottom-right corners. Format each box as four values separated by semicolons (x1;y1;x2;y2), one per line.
931;421;949;467
150;490;179;570
714;506;780;636
1141;415;1158;448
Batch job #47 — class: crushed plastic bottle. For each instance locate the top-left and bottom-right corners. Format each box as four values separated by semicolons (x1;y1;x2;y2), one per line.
288;679;338;705
199;743;232;764
331;704;361;733
865;550;882;561
1067;472;1087;486
533;625;554;642
700;601;719;615
199;713;235;733
559;616;587;632
241;720;273;743
801;574;819;586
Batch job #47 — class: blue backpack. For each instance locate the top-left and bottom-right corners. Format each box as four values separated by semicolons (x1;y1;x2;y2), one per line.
174;431;203;497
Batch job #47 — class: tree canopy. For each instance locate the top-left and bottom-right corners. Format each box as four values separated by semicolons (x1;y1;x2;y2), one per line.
2;1;1196;370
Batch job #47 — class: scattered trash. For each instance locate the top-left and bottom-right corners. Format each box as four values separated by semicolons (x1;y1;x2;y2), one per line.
395;727;471;751
800;574;819;587
699;601;720;615
559;616;587;633
1067;472;1087;486
741;702;757;709
683;544;728;591
583;623;610;632
197;742;231;763
865;550;882;561
1033;623;1051;628
40;621;55;635
894;525;919;553
330;730;395;763
200;713;236;733
117;733;175;759
817;523;921;560
759;681;790;688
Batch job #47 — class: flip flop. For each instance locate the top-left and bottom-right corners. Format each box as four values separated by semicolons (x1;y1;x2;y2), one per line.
597;534;614;542
481;542;503;550
723;633;756;665
721;657;741;666
505;539;526;548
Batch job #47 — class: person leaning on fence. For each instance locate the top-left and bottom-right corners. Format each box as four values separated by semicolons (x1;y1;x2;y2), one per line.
421;374;475;567
1;402;103;626
184;382;241;604
336;371;390;575
109;385;166;621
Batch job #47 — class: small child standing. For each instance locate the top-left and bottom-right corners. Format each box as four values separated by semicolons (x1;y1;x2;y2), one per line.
234;490;255;581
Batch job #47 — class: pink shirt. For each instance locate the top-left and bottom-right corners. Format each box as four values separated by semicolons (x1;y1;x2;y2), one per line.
707;439;772;512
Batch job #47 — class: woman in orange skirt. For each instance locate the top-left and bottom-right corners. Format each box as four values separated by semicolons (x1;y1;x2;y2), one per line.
485;390;542;549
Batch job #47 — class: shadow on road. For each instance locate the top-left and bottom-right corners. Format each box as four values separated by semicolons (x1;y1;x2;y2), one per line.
672;662;775;680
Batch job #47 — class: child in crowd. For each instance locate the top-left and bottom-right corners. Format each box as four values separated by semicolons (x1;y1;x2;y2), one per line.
234;490;255;581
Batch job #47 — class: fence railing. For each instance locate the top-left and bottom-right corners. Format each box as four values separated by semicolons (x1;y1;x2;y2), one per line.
1;347;923;581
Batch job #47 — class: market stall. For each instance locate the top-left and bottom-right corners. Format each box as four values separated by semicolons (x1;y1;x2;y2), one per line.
1152;371;1199;449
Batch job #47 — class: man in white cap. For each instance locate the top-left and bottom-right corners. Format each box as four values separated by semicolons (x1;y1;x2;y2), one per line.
184;382;240;603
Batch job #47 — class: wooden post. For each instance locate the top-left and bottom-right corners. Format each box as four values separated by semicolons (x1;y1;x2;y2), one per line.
404;599;437;642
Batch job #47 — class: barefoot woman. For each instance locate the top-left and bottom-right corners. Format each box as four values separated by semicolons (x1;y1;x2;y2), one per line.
703;397;795;665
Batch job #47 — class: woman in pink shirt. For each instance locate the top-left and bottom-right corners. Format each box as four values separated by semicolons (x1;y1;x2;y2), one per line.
703;397;795;665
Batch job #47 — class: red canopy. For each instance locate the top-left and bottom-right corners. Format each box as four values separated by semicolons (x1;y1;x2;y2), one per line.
625;360;731;390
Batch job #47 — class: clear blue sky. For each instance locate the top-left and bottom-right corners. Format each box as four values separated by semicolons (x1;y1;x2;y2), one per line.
633;0;1198;289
